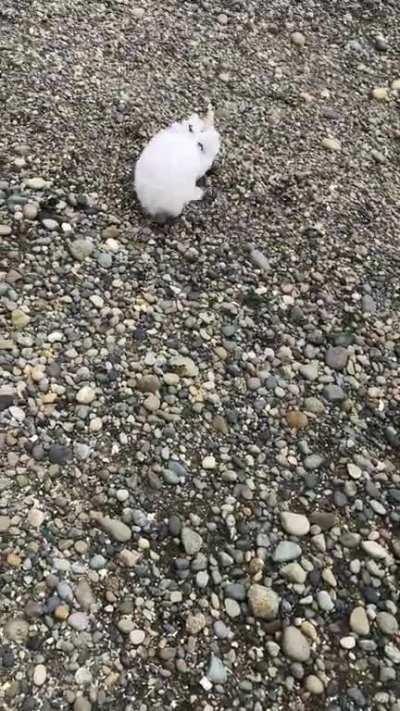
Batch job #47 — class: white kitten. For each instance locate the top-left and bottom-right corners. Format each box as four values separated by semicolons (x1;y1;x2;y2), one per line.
134;106;220;221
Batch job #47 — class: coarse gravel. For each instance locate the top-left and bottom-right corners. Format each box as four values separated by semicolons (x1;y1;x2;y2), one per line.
1;1;400;710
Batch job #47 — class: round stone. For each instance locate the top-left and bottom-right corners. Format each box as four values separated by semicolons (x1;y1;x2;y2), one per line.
0;516;11;532
286;410;308;430
25;177;47;189
98;516;131;542
5;618;29;643
280;512;310;537
74;697;92;711
33;664;47;687
11;309;30;330
361;540;388;560
322;137;341;152
305;675;324;694
340;636;356;649
69;239;94;261
186;613;206;635
376;612;398;636
281;562;307;584
350;606;370;635
282;626;311;662
291;31;306;47
130;629;146;645
23;203;39;219
317;591;334;612
143;393;160;412
248;584;280;620
202;455;217;469
68;612;89;631
207;655;227;684
225;598;241;618
181;527;203;555
273;541;302;562
76;386;96;404
372;86;389;101
323;384;345;402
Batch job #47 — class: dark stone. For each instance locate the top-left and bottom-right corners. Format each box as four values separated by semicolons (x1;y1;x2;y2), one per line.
48;444;72;465
361;587;380;604
168;515;182;536
334;490;348;507
0;394;14;411
310;512;337;530
388;489;400;504
347;687;367;707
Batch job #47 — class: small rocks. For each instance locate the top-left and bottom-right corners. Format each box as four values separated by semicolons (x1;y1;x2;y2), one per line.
305;675;324;695
300;363;319;381
341;636;356;650
74;698;91;711
136;375;160;393
286;410;308;430
118;616;134;634
225;598;241;618
0;515;11;532
4;619;29;643
118;549;141;567
69;239;94;261
169;355;198;377
144;393;160;412
33;664;47;687
371;86;389;101
317;591;334;612
282;626;311;662
1;8;399;706
48;444;72;465
75;579;96;611
280;512;310;537
310;512;336;530
304;454;324;470
76;386;96;404
347;463;362;480
273;541;302;562
96;516;132;542
323;384;345;402
23;203;39;219
361;540;388;560
181;527;203;555
25;177;47;189
362;294;377;313
250;248;270;273
374;35;388;51
186;613;206;634
376;612;398;636
350;606;370;636
200;456;218;474
207;655;227;684
291;31;306;47
68;612;89;631
248;584;280;620
325;346;348;370
322;137;341;152
130;629;146;645
11;309;31;330
132;7;145;19
281;562;307;584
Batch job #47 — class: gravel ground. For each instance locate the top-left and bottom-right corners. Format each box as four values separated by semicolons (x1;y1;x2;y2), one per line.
1;1;400;710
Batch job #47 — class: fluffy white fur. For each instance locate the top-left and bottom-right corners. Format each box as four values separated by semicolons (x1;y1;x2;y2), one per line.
134;107;220;220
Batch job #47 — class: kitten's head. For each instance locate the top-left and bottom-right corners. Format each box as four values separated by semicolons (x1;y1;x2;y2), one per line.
181;105;215;136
